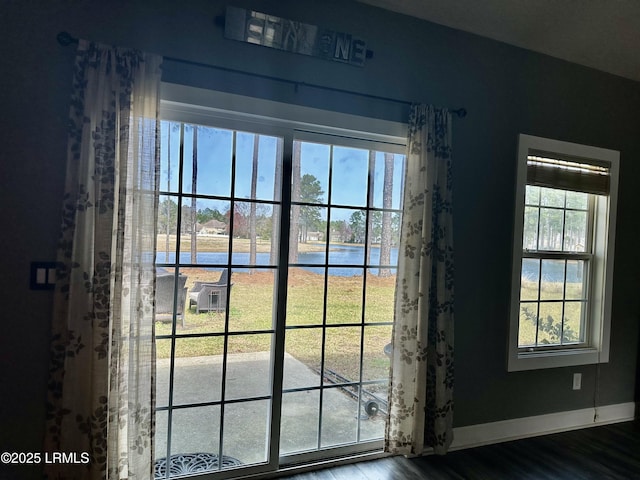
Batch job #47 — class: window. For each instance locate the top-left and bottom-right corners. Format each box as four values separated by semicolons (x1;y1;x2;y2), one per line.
508;134;619;371
154;84;406;477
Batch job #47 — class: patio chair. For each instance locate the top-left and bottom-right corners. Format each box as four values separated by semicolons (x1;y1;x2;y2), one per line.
189;269;232;314
155;273;188;327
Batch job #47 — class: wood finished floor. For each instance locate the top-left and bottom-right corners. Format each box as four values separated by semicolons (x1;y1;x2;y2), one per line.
282;420;640;479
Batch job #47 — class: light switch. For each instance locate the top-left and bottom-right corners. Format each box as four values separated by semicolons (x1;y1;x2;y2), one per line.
30;262;58;290
36;268;47;284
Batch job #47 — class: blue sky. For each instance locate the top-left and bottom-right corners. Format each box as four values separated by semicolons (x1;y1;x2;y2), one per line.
160;122;405;222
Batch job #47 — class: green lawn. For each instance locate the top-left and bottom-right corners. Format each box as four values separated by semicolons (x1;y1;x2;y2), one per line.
156;269;395;383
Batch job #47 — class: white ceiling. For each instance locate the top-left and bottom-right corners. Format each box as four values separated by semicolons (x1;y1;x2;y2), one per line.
356;0;640;82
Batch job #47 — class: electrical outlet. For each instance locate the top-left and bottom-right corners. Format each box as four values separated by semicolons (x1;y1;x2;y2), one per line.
573;373;582;390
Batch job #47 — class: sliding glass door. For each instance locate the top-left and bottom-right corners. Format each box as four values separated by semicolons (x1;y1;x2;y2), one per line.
281;134;404;462
154;112;404;478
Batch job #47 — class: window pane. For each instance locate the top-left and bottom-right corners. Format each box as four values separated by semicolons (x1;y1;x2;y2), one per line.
523;206;539;250
563;210;588;252
372;152;405;210
364;269;396;323
358;382;388;441
326;274;363;325
296;141;329;204
183;125;233;197
223;400;270;465
540;187;565;207
154;267;187;326
321;387;358;447
366;212;401;261
225;334;273;400
178;198;231;265
181;268;228;332
563;301;584;343
518;303;538;346
171;406;220;458
296;171;327;209
304;204;327;245
367;235;399;269
525;185;540;206
230;203;280;266
155;410;168;462
331;146;369;206
172;337;224;405
234;133;280;201
333;208;366;245
290;204;327;263
286;267;325;326
566;260;587;300
537;302;563;345
283;327;323;389
362;325;392;383
538;207;564;250
280;391;319;455
157;195;179;261
324;326;362;382
540;259;565;300
328;208;364;249
194;198;230;246
156;339;172;407
566;190;588;209
160;121;181;193
520;258;539;301
228;270;276;332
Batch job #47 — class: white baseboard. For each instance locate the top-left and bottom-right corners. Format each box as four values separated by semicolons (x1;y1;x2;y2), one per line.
445;402;637;452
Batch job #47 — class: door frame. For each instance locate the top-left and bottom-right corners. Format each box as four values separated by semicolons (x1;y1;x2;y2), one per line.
158;83;407;478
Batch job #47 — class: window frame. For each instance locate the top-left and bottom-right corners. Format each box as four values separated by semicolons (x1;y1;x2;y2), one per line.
508;134;619;372
519;189;594;348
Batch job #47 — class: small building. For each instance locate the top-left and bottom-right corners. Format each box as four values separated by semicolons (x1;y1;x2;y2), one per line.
199;219;227;235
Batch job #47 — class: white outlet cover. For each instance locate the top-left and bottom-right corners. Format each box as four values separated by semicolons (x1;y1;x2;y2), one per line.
573;373;582;390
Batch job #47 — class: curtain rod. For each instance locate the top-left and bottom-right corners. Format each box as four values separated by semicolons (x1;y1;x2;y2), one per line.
57;31;467;118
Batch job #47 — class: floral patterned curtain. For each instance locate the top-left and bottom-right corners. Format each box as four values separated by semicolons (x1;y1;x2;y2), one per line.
385;104;455;456
44;40;162;479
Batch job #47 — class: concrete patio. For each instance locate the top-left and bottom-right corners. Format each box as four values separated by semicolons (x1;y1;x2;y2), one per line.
155;352;387;468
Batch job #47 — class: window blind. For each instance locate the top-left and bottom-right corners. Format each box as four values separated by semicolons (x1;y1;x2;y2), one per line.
526;150;610;195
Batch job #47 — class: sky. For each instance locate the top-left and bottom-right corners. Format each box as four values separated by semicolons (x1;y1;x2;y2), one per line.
159;121;405;222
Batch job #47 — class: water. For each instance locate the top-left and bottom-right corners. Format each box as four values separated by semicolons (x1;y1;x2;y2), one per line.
521;258;584;283
156;244;399;277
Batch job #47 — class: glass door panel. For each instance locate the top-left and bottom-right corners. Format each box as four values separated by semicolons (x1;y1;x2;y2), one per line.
281;137;404;460
155;121;284;478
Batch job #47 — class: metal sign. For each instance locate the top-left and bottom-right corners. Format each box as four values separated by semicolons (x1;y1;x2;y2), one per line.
224;6;370;67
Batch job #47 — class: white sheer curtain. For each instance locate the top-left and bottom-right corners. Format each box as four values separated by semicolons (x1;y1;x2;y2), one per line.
385;104;455;456
44;40;162;479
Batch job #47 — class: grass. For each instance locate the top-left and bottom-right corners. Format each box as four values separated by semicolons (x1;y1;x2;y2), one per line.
157;234;326;254
155;267;395;384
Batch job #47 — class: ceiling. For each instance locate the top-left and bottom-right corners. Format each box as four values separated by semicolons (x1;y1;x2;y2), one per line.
356;0;640;82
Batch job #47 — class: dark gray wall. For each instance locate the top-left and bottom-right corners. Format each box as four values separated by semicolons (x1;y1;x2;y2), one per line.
1;1;638;477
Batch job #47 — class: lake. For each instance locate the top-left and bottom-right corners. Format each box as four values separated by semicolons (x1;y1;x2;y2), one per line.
521;258;584;283
156;244;399;277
